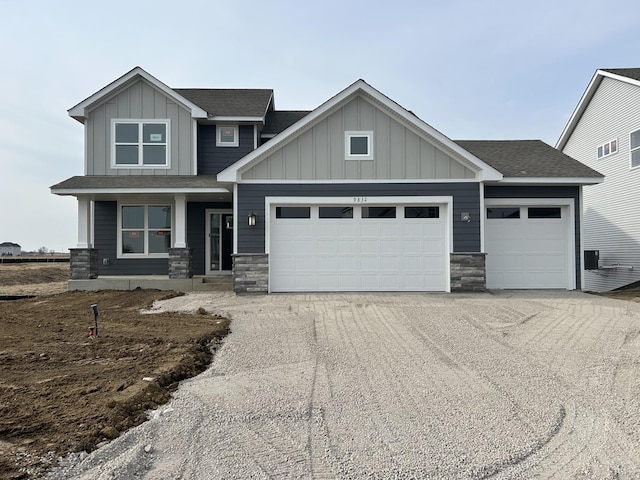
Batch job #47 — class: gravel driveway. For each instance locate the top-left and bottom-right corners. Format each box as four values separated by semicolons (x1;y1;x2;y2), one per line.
47;290;640;479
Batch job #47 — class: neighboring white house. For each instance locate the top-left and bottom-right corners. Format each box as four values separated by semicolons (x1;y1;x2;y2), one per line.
0;242;21;256
557;68;640;291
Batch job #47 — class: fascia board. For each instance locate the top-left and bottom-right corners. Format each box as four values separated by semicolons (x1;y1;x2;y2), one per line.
556;70;603;150
68;67;207;123
51;187;230;196
218;79;503;182
208;116;265;123
494;176;604;185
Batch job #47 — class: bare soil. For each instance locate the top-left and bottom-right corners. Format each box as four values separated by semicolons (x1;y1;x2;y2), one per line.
0;263;230;479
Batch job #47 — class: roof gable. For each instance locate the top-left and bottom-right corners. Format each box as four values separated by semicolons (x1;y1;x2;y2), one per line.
557;68;640;150
68;67;207;123
218;80;503;183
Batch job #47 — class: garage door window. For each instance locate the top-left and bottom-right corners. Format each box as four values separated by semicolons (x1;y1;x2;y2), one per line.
528;207;561;218
487;207;520;219
276;207;310;218
319;207;353;218
405;206;439;218
362;206;396;218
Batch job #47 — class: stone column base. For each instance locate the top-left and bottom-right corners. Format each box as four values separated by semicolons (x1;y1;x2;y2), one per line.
69;248;99;280
168;248;193;279
233;254;268;293
450;253;486;292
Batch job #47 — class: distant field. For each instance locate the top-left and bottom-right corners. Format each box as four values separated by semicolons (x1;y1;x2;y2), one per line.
0;262;69;295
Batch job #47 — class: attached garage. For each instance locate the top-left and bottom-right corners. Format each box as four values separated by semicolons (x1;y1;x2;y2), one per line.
484;199;575;289
267;197;451;292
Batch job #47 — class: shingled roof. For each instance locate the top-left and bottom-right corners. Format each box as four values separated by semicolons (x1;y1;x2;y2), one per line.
455;140;603;179
262;110;311;135
50;175;227;192
174;89;273;118
601;68;640;82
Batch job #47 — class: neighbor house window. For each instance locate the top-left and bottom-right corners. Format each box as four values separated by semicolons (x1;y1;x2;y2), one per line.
631;129;640;168
597;139;617;159
113;120;169;167
119;205;172;256
345;131;373;160
217;125;239;147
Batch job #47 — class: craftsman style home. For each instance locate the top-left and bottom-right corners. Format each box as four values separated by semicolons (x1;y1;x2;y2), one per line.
558;68;640;292
52;67;602;293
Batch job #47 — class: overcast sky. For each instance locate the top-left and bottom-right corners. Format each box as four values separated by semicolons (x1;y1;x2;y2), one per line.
0;0;638;252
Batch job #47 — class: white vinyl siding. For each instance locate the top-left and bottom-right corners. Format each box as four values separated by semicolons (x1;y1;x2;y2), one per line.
562;76;640;291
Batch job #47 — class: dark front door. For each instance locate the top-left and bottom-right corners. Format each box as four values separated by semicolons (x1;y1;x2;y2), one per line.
207;211;233;273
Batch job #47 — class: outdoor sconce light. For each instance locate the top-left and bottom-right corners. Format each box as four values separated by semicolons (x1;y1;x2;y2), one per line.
248;212;257;227
461;212;471;223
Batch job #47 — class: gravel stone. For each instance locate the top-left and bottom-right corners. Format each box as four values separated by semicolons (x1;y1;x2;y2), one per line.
46;290;640;479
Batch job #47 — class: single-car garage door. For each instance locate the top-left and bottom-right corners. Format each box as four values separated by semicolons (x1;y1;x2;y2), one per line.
269;202;449;292
485;203;574;289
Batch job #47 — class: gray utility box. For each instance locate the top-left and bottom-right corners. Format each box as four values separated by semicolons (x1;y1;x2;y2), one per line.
584;250;599;270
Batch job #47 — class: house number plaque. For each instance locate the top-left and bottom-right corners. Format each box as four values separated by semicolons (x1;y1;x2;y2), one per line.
353;197;368;203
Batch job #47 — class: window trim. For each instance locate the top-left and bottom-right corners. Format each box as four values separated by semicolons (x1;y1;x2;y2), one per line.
345;131;373;160
117;203;173;259
216;124;239;147
111;119;171;169
630;128;640;169
596;138;617;160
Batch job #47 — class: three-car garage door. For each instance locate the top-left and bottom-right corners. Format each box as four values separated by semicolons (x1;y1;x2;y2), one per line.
485;203;574;289
269;202;449;292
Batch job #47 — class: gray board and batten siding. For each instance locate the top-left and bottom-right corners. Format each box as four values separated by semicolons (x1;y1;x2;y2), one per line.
241;96;477;182
198;125;256;175
236;183;481;254
562;76;640;291
85;79;194;176
484;185;582;288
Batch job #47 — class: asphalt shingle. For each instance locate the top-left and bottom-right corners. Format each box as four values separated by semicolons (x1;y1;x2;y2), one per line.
174;89;273;118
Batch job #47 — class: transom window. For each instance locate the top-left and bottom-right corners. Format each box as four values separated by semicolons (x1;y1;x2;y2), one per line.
528;207;561;219
631;129;640;168
487;207;520;219
597;139;617;159
405;206;439;218
362;206;396;218
113;120;169;167
345;131;373;160
319;207;353;218
276;207;310;219
119;205;172;256
217;125;239;147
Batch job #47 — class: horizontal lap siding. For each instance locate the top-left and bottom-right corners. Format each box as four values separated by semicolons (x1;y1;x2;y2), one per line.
484;185;581;288
94;201;168;275
198;125;255;174
237;183;481;253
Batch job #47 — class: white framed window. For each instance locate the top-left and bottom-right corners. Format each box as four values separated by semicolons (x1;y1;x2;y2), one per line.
118;204;172;257
345;131;373;160
216;125;239;147
112;120;170;168
631;129;640;168
596;138;617;159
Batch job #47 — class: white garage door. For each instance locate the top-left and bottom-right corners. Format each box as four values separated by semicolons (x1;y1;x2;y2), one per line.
485;204;573;289
269;203;448;292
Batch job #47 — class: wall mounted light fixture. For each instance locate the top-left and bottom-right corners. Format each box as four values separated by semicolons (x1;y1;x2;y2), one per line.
248;212;257;227
461;212;471;223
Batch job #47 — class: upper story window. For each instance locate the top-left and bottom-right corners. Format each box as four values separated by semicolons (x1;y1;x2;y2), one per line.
345;131;373;160
597;139;617;159
631;129;640;168
113;120;169;168
216;125;239;147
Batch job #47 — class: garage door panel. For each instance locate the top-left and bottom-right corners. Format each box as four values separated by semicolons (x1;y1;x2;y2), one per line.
486;204;570;289
270;203;448;292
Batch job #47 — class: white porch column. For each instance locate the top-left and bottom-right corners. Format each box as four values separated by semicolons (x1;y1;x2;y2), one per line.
174;194;187;248
77;195;92;248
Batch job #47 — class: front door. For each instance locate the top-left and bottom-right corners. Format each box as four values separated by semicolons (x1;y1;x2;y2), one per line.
206;210;233;274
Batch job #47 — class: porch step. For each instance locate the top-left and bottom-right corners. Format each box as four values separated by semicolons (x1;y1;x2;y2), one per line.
194;276;233;292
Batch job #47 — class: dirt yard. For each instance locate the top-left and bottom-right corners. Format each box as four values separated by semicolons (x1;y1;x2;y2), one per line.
0;263;230;479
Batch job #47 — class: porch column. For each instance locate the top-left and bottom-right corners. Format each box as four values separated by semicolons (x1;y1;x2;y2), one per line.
174;194;187;248
77;195;92;248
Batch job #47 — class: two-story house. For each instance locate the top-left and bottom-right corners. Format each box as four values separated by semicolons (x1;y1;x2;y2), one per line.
558;68;640;292
51;67;602;293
